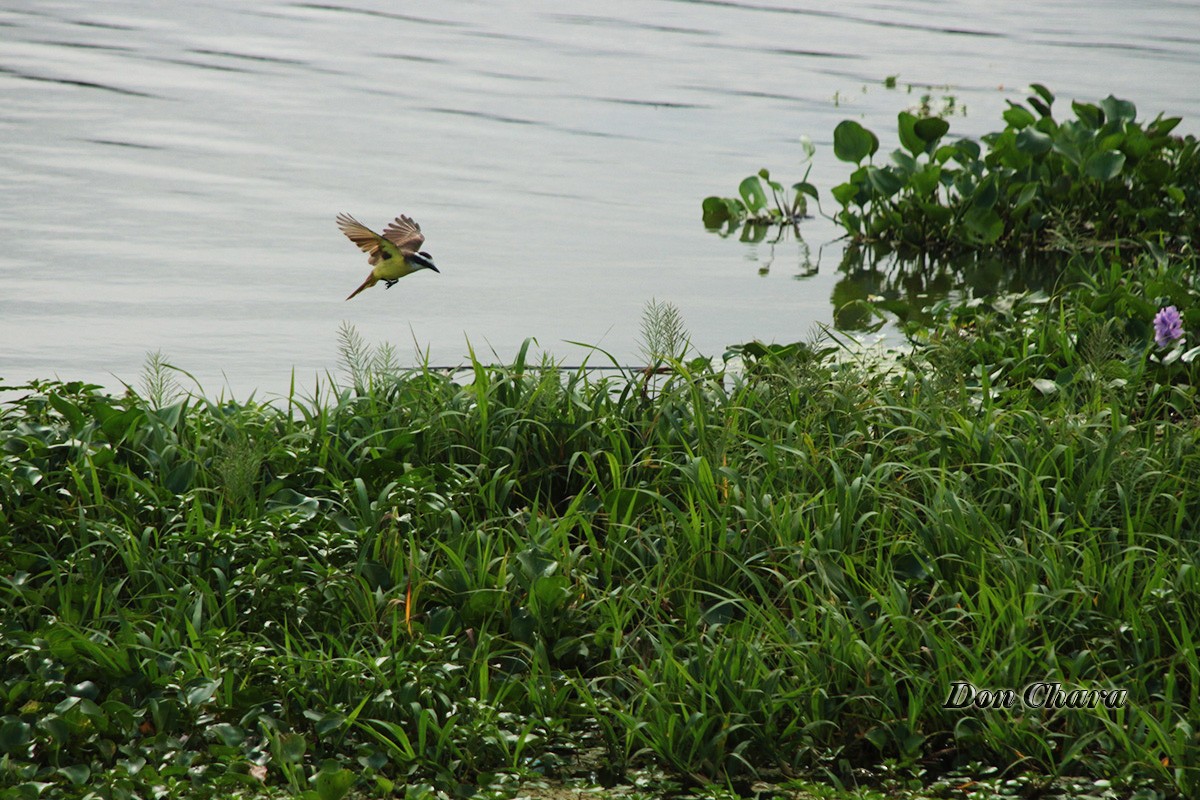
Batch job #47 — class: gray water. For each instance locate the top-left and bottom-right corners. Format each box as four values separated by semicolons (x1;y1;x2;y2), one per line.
3;0;1199;397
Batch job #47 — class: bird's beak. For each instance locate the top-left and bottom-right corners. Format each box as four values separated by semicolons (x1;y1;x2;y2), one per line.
427;263;440;273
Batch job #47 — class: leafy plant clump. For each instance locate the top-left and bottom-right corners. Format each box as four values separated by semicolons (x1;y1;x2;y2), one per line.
702;138;819;234
704;85;1200;256
831;84;1199;252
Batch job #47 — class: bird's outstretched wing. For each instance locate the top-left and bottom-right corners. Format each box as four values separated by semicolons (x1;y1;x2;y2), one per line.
337;213;402;265
381;215;425;255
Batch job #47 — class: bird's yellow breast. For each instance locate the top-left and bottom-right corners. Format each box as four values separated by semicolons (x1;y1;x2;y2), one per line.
373;255;420;281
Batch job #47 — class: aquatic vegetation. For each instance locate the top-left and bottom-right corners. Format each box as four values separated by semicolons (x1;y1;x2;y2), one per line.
705;85;1200;258
829;84;1200;253
701;138;819;234
3;268;1200;798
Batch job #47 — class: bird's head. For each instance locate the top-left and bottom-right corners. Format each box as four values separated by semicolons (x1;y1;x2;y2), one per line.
410;251;440;273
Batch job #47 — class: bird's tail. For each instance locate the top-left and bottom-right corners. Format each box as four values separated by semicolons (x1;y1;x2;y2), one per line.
345;272;377;301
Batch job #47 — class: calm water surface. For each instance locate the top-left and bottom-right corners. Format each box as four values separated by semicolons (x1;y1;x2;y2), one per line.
3;0;1199;396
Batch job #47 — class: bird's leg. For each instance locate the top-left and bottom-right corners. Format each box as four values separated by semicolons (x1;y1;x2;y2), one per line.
384;279;399;289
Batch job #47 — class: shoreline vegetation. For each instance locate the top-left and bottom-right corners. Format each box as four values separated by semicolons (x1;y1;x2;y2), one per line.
4;88;1200;800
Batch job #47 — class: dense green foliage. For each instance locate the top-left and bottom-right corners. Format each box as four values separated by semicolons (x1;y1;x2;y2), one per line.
704;85;1200;256
3;251;1199;798
830;85;1200;253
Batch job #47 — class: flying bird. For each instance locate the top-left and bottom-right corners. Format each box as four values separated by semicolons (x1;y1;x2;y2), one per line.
338;212;440;301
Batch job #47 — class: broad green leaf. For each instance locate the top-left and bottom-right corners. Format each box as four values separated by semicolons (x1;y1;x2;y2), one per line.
738;175;767;213
952;139;981;163
897;111;923;155
510;608;536;644
830;181;861;207
791;180;818;199
209;723;246;746
1148;115;1182;136
1014;182;1039;209
908;164;942;197
701;195;729;225
1052;138;1082;166
1084;150;1126;180
304;711;347;737
0;717;32;754
58;765;91;787
48;394;86;433
1029;83;1055;108
1100;94;1136;126
266;488;320;519
532;574;572;610
913;117;950;147
892;149;918;174
465;588;505;618
1003;102;1036;129
1015;127;1052;155
39;715;69;745
516;545;557;580
315;765;355;800
164;460;197;494
866;166;903;198
185;678;219;708
1098;131;1125;151
963;206;1004;243
279;732;306;763
1072;100;1102;129
970;176;998;211
1123;127;1151;159
833;120;878;164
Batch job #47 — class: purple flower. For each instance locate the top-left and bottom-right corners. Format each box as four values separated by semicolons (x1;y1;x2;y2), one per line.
1154;305;1184;347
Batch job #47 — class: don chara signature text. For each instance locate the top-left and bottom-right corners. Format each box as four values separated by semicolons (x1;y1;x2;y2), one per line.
943;681;1129;711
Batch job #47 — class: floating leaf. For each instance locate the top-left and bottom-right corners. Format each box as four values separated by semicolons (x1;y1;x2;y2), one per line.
1032;378;1059;395
701;196;742;229
738;176;768;214
833;120;878;164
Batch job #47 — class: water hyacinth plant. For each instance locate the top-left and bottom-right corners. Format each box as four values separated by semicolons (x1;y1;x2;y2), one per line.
1154;304;1184;347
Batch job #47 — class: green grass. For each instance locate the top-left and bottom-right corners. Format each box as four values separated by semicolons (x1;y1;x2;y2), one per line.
2;256;1199;799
